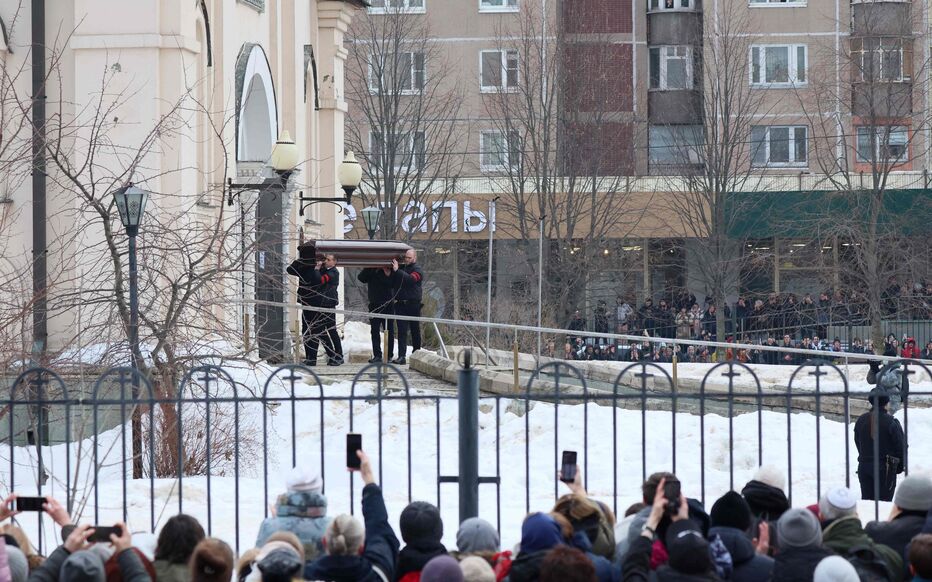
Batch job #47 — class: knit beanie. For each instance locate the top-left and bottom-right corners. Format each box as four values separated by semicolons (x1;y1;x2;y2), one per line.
256;549;303;582
777;508;822;549
456;518;500;554
285;465;323;493
5;546;28;582
753;465;786;491
893;475;932;512
665;520;712;575
400;501;444;545
189;538;234;582
420;555;464;582
710;491;753;531
59;550;106;582
459;556;495;582
813;556;860;582
819;487;858;518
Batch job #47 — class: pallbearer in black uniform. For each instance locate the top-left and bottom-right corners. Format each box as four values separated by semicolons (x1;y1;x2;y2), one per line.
390;248;424;366
358;267;396;363
287;250;343;366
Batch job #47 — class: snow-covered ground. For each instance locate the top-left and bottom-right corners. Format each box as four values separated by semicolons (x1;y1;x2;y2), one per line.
5;331;931;556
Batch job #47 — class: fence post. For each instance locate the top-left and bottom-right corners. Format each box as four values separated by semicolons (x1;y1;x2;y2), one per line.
458;348;480;522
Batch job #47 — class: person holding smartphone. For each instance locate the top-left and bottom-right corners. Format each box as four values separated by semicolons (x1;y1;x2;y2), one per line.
304;449;400;582
28;521;150;582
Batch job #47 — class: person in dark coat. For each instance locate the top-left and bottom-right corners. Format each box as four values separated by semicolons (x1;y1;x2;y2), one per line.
287;251;343;366
395;501;446;582
391;249;424;366
303;450;399;582
855;388;906;502
818;486;903;578
358;267;397;363
29;522;151;582
865;475;932;580
770;508;833;581
708;492;774;582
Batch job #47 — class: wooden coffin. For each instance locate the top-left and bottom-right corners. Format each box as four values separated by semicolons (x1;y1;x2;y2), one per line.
298;239;413;268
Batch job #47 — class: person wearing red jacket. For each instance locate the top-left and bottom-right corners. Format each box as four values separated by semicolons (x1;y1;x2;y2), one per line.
901;337;921;359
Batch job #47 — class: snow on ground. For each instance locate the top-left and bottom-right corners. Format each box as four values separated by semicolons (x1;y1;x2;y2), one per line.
4;357;932;556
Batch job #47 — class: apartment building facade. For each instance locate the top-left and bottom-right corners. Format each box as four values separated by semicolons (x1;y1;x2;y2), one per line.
344;0;931;320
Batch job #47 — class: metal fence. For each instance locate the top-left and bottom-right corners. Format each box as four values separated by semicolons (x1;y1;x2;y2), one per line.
2;356;931;555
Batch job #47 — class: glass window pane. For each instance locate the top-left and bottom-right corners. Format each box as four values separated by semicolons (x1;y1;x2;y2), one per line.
796;46;806;82
751;47;761;83
667;56;687;88
649;48;660;88
769;127;790;162
481;52;501;87
882;46;901;80
794;127;807;162
751;126;767;166
506;51;519;87
856;127;872;161
765;46;789;83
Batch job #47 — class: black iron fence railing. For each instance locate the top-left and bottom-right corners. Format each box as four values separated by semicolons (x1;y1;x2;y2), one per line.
2;357;931;554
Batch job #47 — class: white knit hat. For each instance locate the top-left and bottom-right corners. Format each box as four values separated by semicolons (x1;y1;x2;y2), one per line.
286;465;323;493
753;465;786;491
814;556;860;582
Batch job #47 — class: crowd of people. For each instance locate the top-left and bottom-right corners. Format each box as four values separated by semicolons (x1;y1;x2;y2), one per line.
559;287;932;364
2;431;930;582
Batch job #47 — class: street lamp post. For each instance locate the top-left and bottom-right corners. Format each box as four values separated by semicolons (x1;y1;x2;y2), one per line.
361;206;383;240
112;184;150;479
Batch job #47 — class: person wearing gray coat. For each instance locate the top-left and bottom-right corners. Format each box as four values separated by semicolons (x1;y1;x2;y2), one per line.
28;523;150;582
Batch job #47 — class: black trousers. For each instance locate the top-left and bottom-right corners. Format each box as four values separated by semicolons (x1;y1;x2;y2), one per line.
369;302;395;360
302;310;342;364
858;468;896;502
395;301;422;358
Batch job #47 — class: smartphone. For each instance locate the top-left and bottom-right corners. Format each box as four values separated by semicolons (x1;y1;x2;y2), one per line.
663;479;682;516
88;526;122;543
346;433;362;469
559;450;577;483
14;496;45;512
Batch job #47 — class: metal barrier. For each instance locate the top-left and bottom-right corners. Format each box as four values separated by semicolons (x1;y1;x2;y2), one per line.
3;356;931;556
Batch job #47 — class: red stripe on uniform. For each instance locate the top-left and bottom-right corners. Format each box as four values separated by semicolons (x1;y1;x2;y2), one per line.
412;272;421;282
321;275;330;283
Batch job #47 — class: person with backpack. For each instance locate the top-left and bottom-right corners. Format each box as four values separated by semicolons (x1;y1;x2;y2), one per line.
819;486;902;581
855;388;906;502
866;475;932;581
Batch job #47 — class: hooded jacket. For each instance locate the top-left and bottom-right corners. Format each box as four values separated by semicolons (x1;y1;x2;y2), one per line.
304;484;399;582
769;545;833;581
707;527;774;582
740;480;790;522
822;516;903;578
256;490;331;562
866;511;928;581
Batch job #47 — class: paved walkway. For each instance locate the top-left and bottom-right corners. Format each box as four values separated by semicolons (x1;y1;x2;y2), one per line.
306;361;459;395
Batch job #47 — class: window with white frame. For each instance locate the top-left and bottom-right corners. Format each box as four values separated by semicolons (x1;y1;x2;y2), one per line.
751;126;808;166
480;130;521;170
370;131;427;171
368;52;425;94
749;0;806;6
750;44;807;86
648;125;703;165
856;126;908;162
649;46;693;90
648;0;696;10
368;0;425;13
480;50;519;92
852;38;910;82
480;0;518;11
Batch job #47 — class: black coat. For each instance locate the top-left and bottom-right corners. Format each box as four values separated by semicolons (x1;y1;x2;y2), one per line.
865;511;928;580
741;480;790;522
505;549;547;582
288;260;339;307
854;407;905;473
358;268;397;307
622;535;719;582
393;263;424;302
395;542;446;581
708;527;774;582
304;484;399;582
769;545;833;581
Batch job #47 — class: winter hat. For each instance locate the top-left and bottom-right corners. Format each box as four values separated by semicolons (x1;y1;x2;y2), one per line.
399;501;444;546
819;486;858;518
777;508;823;549
257;540;301;562
285;465;322;493
420;555;464;582
105;548;157;582
459;556;495;582
6;545;28;582
665;520;712;575
456;518;500;554
710;491;753;531
256;549;303;582
753;465;786;491
59;550;106;582
519;513;564;554
190;538;235;582
813;555;860;582
893;475;932;511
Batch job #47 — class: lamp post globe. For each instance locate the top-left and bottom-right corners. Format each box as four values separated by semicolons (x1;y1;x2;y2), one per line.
112;184;150;235
361;206;382;240
338;151;363;204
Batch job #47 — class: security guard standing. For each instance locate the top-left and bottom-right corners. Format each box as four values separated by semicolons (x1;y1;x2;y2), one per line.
854;387;906;501
391;248;424;365
357;267;396;363
287;252;343;366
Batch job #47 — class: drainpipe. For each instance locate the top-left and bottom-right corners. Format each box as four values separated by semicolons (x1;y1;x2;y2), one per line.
31;0;48;363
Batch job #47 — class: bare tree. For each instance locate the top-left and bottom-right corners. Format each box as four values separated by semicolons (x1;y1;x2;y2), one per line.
345;8;465;241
